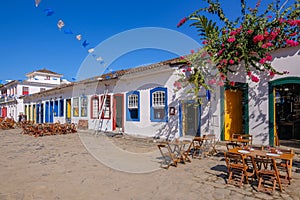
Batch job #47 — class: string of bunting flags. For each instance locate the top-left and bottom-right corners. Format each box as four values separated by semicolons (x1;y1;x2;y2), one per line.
34;0;115;80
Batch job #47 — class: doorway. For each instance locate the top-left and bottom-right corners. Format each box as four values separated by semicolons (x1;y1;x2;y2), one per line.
66;99;71;123
269;78;300;147
180;100;201;137
221;83;249;141
113;94;124;131
274;84;300;140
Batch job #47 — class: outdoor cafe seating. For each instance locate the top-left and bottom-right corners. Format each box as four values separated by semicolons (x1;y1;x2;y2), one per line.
157;134;218;169
225;145;295;193
157;139;191;169
230;133;253;146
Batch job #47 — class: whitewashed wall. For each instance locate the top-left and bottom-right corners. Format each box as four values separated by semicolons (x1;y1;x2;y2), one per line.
247;46;300;145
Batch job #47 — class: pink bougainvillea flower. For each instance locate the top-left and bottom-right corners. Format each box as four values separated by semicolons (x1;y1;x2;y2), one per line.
217;81;225;86
247;30;253;34
208;79;216;85
218;48;225;55
220;73;226;80
230;81;235;86
267;15;272;19
286;39;299;47
253;34;264;43
202;40;208;44
247;71;252;77
261;44;268;48
265;54;273;61
261;42;273;49
287;19;298;26
201;52;208;58
229;59;235;65
251;75;260;83
227;37;236;43
259;58;267;64
289;32;297;37
266;42;273;47
264;31;269;37
187;67;192;72
278;18;285;23
173;81;182;90
177;17;187;27
230;30;238;36
269;71;275;78
270;31;278;40
190;49;195;54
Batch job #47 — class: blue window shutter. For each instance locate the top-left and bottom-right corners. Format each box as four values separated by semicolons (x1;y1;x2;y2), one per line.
150;87;168;122
126;91;140;121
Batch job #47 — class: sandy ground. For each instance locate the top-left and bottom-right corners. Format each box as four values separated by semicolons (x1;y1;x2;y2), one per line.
0;129;299;200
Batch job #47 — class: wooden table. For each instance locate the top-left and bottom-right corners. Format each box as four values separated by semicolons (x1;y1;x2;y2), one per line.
162;140;192;164
228;147;294;184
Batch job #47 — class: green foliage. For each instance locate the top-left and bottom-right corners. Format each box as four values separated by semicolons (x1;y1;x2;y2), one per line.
177;0;299;96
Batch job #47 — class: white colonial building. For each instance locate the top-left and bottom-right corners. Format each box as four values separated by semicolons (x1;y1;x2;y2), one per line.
17;46;300;146
0;68;69;121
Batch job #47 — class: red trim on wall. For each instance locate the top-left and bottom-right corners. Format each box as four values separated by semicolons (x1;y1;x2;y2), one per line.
100;95;111;119
113;94;124;131
90;95;99;119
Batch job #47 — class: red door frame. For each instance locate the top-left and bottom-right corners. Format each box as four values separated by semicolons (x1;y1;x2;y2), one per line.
2;107;7;117
113;94;124;131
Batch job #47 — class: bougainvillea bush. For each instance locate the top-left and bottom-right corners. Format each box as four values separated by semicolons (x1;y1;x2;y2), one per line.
177;0;299;93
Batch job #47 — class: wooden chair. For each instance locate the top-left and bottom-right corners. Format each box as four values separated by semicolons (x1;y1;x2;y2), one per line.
202;134;218;156
224;151;252;187
275;148;294;185
252;155;282;193
226;142;241;150
157;143;178;169
187;137;204;159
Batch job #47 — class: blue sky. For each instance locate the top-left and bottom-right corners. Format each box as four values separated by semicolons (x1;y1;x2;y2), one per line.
0;0;286;83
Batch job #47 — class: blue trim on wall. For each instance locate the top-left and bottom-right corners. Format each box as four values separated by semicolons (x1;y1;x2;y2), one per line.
59;99;64;117
36;104;40;123
126;91;140;121
45;102;49;123
179;102;182;137
150;87;168;122
50;101;54;123
197;104;201;137
54;100;59;117
179;100;201;137
40;103;44;123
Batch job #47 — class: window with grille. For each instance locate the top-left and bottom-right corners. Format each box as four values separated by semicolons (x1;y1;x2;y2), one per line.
126;91;139;121
91;96;99;119
150;87;168;122
73;97;79;117
152;91;165;108
81;96;88;117
101;95;111;119
128;94;138;109
22;87;29;95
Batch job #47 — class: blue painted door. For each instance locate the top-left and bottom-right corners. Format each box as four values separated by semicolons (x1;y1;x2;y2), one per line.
36;104;40;123
50;101;54;123
180;100;201;137
45;102;49;123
